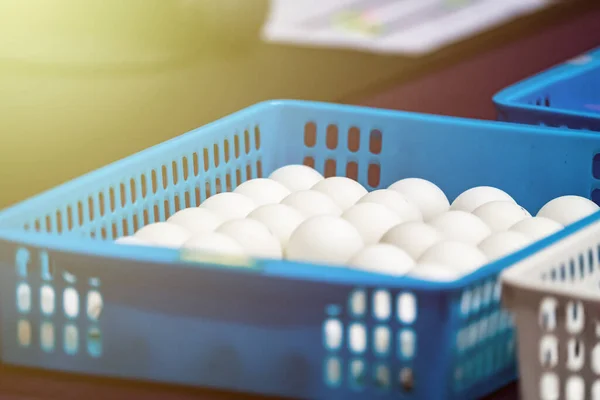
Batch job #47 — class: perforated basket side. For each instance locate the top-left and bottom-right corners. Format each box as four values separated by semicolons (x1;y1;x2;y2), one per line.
501;212;600;400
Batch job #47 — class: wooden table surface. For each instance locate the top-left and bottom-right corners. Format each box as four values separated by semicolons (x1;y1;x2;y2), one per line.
1;2;600;400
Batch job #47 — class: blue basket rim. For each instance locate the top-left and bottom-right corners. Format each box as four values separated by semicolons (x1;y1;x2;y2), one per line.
1;99;599;293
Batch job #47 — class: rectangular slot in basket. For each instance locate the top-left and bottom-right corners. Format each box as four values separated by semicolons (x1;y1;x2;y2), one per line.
2;100;600;400
494;46;600;132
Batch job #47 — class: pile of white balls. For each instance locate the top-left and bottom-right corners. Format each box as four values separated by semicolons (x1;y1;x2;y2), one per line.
116;165;599;281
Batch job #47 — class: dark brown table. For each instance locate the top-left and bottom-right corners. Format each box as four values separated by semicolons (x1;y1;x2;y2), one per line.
1;2;600;399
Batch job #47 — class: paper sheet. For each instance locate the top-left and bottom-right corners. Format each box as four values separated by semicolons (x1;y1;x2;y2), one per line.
262;0;551;55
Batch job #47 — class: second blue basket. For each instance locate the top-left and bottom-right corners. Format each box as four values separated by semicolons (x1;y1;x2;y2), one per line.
494;46;600;132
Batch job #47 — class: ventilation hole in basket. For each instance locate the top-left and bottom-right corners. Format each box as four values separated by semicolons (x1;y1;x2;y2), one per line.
87;327;102;358
349;359;366;390
254;126;261;150
544;96;551;107
173;195;181;213
579;254;586;278
566;375;584;400
55;211;63;234
64;324;79;355
373;290;391;321
191;152;199;176
325;356;341;387
566;301;585;334
348;127;360;152
374;364;391;390
233;135;240;158
184;191;191;208
150;204;158;223
590;249;595;272
460;290;472;317
195;187;202;204
87;290;103;321
539;336;558;368
171;161;179;185
143;209;150;226
213;143;220;168
160;165;169;190
148;170;157;194
257;160;263;178
39;251;52;281
221;140;229;164
98;192;105;217
324;159;336;178
323;318;343;351
560;264;567;281
225;174;232;192
326;125;338;150
17;319;31;347
349;323;367;354
305;122;317;148
121;218;129;236
539;297;557;331
128;179;136;204
246;165;253;180
182;156;189;181
349;289;366;318
373;326;391;356
535;98;542;106
16;282;31;313
399;329;416;360
399;367;414;392
111;222;118;239
203;148;210;172
303;156;315;169
397;293;416;324
569;259;577;280
567;338;585;371
369;129;382;154
45;215;52;233
456;328;468;353
244;130;251;154
87;197;95;222
235;168;242;186
346;161;358;181
63;288;79;319
132;215;139;232
368;164;381;188
593;155;600;180
163;200;171;219
40;321;55;353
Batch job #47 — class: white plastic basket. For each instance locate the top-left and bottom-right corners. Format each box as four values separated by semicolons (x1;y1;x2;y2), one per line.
501;212;600;400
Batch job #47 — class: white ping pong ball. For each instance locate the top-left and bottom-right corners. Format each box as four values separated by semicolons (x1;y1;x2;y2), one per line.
311;177;368;211
408;263;464;281
451;186;515;213
537;195;599;226
280;190;342;218
268;164;324;192
342;203;403;245
380;222;443;260
419;241;488;274
115;236;151;246
478;231;532;262
167;207;223;235
348;244;415;276
199;192;256;221
509;217;564;242
247;203;305;248
233;178;291;206
356;189;422;221
134;222;191;248
388;178;449;221
182;232;246;256
216;218;282;259
428;211;491;245
472;201;531;232
286;215;364;265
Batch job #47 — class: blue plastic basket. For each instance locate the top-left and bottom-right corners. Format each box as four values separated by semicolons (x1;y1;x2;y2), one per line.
2;100;600;400
494;46;600;132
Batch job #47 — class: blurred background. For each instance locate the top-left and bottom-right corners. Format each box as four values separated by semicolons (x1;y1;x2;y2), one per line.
0;0;598;211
